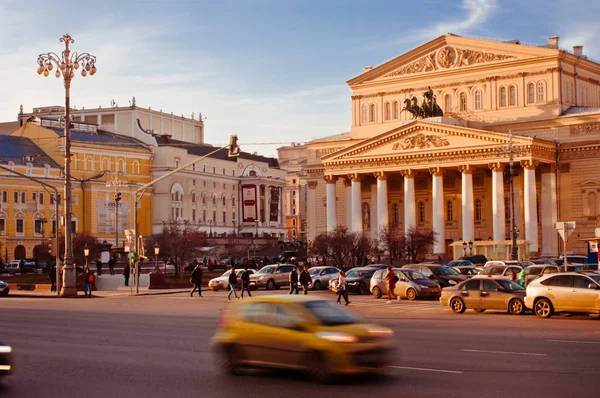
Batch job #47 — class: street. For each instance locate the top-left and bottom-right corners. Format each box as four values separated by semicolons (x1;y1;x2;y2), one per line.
2;290;600;398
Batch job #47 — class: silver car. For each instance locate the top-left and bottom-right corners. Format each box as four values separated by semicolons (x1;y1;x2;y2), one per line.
0;280;9;297
208;269;255;291
370;268;441;300
249;264;295;290
525;272;600;318
307;266;340;290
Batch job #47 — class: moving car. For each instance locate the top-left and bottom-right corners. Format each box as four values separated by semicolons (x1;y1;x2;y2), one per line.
208;269;256;291
524;264;559;284
211;296;394;381
0;280;8;297
525;272;600;319
329;267;376;295
307;266;340;290
401;264;467;287
370;268;441;300
440;277;526;315
249;264;295;290
0;338;13;382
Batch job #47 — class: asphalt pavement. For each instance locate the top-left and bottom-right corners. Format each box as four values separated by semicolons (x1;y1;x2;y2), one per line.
2;290;600;398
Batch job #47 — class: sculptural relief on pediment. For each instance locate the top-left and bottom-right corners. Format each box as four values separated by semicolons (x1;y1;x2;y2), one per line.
392;133;450;150
383;46;516;78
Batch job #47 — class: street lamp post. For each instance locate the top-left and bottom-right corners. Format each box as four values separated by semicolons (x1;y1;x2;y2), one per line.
84;244;89;269
37;34;97;297
154;243;160;273
105;172;126;250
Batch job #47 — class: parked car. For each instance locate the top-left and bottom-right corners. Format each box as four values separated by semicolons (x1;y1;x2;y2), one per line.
307;266;340;290
532;259;558;266
211;296;395;381
401;264;467;287
370;268;441;300
446;260;475;267
525;272;600;318
479;262;523;279
208;269;256;291
329;267;376;295
0;338;13;381
524;265;559;284
452;266;481;278
440;277;526;315
365;264;391;270
558;255;588;265
5;261;20;275
0;280;9;297
249;264;295;290
459;254;488;267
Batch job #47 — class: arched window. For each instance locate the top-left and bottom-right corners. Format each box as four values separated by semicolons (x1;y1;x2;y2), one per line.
385;102;392;120
500;87;507;107
475;199;483;221
444;95;452;112
537;81;545;102
212;196;216;205
393;203;399;225
587;192;597;216
418;201;425;223
393;101;400;119
475;90;482;110
292;219;296;227
117;159;125;173
446;200;453;222
528;83;535;103
361;104;368;123
231;197;236;207
509;85;516;106
132;161;140;175
191;192;196;203
222;196;226;206
459;92;467;111
370;104;376;122
170;183;184;221
101;158;109;171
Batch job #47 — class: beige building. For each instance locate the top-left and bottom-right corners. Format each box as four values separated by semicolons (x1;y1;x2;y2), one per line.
304;34;600;259
277;143;308;241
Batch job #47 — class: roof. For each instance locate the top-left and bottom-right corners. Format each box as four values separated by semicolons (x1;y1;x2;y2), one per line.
560;106;600;117
307;132;352;144
0;135;59;167
47;127;148;149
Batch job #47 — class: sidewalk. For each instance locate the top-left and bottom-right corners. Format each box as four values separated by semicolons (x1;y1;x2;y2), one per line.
9;287;196;298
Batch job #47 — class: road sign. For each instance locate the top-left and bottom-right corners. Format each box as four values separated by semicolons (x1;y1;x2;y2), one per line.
555;221;576;242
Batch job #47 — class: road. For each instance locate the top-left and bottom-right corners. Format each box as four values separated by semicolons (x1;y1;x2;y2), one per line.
2;290;600;398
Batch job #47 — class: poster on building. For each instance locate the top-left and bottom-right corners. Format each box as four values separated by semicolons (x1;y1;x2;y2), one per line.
269;187;279;222
241;185;257;222
97;200;130;233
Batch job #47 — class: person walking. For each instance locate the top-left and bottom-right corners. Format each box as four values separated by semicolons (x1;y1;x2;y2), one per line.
336;270;350;306
289;266;299;294
49;263;57;292
190;264;203;297
385;266;400;304
108;257;115;275
299;265;312;295
83;267;94;297
96;259;102;276
123;263;130;287
240;267;252;298
227;267;239;300
517;268;528;288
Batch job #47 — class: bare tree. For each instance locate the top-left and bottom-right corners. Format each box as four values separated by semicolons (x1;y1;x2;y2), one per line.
399;227;437;263
378;224;401;264
309;226;375;269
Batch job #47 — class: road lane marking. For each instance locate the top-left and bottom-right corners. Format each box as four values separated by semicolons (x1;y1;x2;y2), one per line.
547;339;600;345
462;349;547;356
386;365;463;374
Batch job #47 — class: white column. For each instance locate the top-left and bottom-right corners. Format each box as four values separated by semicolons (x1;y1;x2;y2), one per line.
490;163;505;241
325;177;337;232
401;170;415;235
541;165;558;257
344;179;352;228
256;184;261;224
264;185;269;225
375;172;388;236
460;165;474;242
523;161;539;253
430;168;445;255
350;174;362;233
279;187;284;227
307;182;317;241
370;183;378;240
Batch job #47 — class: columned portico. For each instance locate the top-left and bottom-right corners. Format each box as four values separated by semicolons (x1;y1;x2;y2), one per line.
522;160;539;252
459;165;474;242
430;167;444;255
490;162;506;241
375;171;388;235
325;175;337;232
401;169;415;235
349;173;362;233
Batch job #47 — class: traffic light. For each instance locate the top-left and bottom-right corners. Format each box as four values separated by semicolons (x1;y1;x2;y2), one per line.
130;252;136;266
115;192;122;202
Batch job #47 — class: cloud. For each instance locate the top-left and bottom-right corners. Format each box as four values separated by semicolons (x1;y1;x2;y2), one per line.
561;23;600;61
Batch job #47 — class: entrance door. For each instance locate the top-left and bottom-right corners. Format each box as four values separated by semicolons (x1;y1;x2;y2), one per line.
445;239;453;258
14;245;26;260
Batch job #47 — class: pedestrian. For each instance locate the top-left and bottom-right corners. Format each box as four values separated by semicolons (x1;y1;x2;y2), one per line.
240;267;252;298
385;266;400;304
19;258;25;272
108;257;115;275
336;270;350;305
190;264;203;297
83;267;94;297
227;266;239;300
299;265;312;295
123;263;130;286
517;268;528;288
289;266;299;295
96;259;102;276
49;263;57;292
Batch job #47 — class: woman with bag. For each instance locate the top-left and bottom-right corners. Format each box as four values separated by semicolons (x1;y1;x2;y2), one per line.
336;270;350;306
385;266;400;304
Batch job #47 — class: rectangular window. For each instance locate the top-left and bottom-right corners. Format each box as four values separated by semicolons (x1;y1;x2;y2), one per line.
0;218;5;233
71;220;77;233
213;211;217;223
35;219;43;234
57;194;62;205
233;170;235;177
14;192;18;203
1;191;7;203
192;209;196;222
203;210;206;222
32;192;37;202
21;192;26;203
52;220;57;234
222;211;226;223
39;193;44;204
16;219;24;234
50;194;55;205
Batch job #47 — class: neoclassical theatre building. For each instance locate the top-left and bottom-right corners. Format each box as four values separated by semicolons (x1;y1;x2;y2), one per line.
303;34;600;259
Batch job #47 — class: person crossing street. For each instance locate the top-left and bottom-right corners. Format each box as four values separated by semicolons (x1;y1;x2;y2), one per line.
227;266;239;300
190;264;203;297
289;266;299;294
240;267;252;298
385;266;400;304
299;265;312;295
336;270;350;305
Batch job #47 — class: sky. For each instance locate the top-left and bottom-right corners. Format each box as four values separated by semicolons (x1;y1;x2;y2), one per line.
1;0;599;157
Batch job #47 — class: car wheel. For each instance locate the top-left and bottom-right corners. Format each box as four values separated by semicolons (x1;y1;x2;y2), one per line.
406;288;417;301
474;309;486;313
313;281;322;290
508;299;525;315
358;283;367;295
372;286;382;299
220;344;243;375
450;297;466;314
266;279;275;290
534;298;553;319
305;351;331;384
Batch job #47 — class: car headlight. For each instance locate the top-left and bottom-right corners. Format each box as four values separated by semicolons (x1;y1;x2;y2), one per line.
316;332;358;343
258;276;264;281
0;346;12;353
447;280;457;285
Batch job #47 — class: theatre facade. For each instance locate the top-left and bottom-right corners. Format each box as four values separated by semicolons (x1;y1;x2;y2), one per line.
302;34;600;259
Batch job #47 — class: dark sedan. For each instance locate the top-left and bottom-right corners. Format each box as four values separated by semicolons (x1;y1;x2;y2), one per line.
0;338;12;381
402;264;467;287
440;277;526;315
328;267;376;295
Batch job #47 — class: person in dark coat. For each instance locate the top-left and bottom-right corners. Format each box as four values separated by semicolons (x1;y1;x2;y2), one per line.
96;259;102;276
123;263;130;286
240;267;252;298
83;267;94;297
289;266;299;295
227;266;238;300
190;264;203;297
49;264;57;292
108;257;115;275
299;265;312;295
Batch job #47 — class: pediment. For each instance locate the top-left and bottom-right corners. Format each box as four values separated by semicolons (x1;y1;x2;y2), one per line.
579;179;600;189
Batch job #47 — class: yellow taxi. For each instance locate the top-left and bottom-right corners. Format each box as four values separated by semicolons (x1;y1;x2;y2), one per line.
211;295;395;382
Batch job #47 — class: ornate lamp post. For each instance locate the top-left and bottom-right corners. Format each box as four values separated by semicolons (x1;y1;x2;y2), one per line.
154;242;161;273
83;244;89;268
37;34;97;297
468;240;474;256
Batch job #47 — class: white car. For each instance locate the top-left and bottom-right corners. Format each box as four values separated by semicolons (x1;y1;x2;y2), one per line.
208;269;255;291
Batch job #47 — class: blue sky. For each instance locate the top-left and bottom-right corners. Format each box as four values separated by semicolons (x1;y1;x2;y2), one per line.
1;0;598;156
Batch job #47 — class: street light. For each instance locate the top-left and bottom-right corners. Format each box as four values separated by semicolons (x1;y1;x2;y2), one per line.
468;241;473;256
37;34;97;297
105;171;127;250
83;244;89;268
154;243;161;273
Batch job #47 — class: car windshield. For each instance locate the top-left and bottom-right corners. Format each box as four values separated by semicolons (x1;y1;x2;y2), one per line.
257;266;275;274
526;267;543;275
587;274;600;285
496;279;524;291
346;269;370;278
480;267;501;275
433;267;457;275
403;270;427;281
302;301;363;326
308;268;321;275
220;270;232;277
